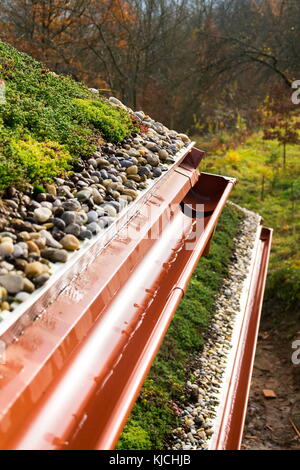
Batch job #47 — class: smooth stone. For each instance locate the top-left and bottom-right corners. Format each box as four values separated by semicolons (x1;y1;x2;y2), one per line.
96;208;105;217
61;199;81;211
79;229;93;240
60;234;81;251
122;189;138;199
138;166;151;177
15;292;31;302
78;211;88;224
13;242;28;258
58;186;74;199
26;241;40;254
34;207;52;223
127;175;141;182
87;158;97;168
52;227;65;241
134;111;145;120
0;274;24;294
96;157;110;168
92;188;104;205
178;133;190;142
36;193;47;202
105;201;121;212
128;149;140;158
53;218;66;230
101;205;117;218
23;278;35;293
76;188;93;203
92;151;102;159
40;201;53;210
0;232;17;241
11;219;35;232
0;261;14;271
41;248;68;263
126;165;138;175
53;206;64;217
152;167;162;177
61;211;76;226
145;142;158;151
109;96;124;107
0;287;7;301
0;241;14;257
33;273;50;287
120;160;134;168
5;200;18;210
108;156;119;165
99;170;108;179
87;211;98;223
65;223;81;237
159;149;169;160
40;230;63;249
86;222;101;234
29;235;46;249
45;184;57;196
25;261;49;278
98;216;115;228
146;155;159;167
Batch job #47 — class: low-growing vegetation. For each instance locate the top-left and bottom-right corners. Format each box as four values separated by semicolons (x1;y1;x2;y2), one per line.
73;99;135;143
117;205;245;449
0;41;136;190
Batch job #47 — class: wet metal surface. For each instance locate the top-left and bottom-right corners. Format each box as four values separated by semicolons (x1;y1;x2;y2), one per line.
210;226;273;450
0;145;262;450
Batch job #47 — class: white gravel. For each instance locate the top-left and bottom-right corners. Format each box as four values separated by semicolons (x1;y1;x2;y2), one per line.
170;202;262;450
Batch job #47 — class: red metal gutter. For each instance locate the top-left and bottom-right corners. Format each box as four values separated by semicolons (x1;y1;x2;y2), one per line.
210;226;273;450
0;144;271;450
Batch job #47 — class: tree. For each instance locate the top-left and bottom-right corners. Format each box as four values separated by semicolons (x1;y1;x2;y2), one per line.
261;85;300;167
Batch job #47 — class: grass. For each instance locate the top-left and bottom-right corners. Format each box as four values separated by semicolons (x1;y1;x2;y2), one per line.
198;132;300;319
117;204;245;450
0;41;136;190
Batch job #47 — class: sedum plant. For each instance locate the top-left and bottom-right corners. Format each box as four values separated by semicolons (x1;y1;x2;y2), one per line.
9;136;72;184
73;98;136;142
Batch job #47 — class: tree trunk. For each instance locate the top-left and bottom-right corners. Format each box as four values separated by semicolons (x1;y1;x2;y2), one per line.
283;142;287;168
261;175;265;201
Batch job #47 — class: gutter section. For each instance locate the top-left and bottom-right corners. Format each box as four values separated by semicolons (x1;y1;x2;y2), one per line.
0;142;237;449
0;144;271;451
210;226;273;450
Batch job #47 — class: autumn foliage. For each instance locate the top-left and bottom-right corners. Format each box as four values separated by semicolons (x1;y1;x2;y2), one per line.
261;85;300;167
1;1;300;133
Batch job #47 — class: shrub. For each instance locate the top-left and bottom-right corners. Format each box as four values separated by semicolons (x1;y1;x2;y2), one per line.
225;149;241;167
9;136;72;183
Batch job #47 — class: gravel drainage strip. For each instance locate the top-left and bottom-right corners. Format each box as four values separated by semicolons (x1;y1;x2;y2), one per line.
171;203;262;450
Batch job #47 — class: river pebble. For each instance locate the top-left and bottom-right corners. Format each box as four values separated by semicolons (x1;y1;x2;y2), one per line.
0;97;191;321
170;203;261;450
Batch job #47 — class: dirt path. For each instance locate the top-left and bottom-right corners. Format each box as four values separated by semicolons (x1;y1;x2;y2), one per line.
242;316;300;450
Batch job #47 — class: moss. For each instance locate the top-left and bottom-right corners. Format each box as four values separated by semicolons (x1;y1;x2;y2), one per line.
117;204;245;450
73;99;136;142
0;41;136;189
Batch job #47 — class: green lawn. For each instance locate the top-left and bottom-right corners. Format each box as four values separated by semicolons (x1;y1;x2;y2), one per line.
199;133;300;318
